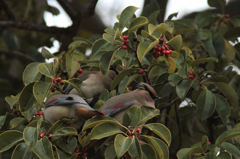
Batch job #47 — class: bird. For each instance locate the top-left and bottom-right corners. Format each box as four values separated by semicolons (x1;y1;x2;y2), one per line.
43;94;103;129
99;82;157;123
64;70;116;105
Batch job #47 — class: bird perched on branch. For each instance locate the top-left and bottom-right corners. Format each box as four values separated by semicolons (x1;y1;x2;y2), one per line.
64;70;116;105
43;94;103;129
99;82;157;123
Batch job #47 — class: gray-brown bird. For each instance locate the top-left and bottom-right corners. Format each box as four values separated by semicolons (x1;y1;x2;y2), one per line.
65;70;116;104
43;94;103;129
99;83;157;123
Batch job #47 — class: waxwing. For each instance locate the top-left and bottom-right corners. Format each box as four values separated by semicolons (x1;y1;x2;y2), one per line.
99;82;157;123
65;70;116;103
43;94;102;129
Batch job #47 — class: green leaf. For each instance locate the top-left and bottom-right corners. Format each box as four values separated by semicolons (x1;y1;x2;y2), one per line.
176;79;193;99
143;135;169;159
114;134;133;158
167;12;178;21
128;136;142;159
214;82;239;114
33;80;51;106
167;35;182;50
19;83;35;112
0;115;6;129
0;130;23;153
137;40;159;63
191;57;218;66
128;16;149;33
64;78;83;96
207;0;226;12
176;148;192;159
119;6;138;30
22;62;41;86
41;48;54;59
110;69;135;90
9;117;26;129
215;129;240;146
201;135;209;152
23;127;38;148
143;123;171;146
90;122;122;140
220;142;240;158
68;40;90;51
215;95;230;123
141;143;157;159
32;137;54;159
38;62;55;78
52;127;77;137
104;144;116;159
66;53;80;78
224;40;236;62
11;143;32;159
196;89;216;120
168;57;177;73
100;50;118;75
5;94;19;109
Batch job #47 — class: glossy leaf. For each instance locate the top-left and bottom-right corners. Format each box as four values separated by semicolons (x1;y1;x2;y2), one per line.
220;142;240;158
52;127;77;137
114;134;133;158
5;94;19;109
168;57;176;73
33;80;51;106
11;143;32;159
23;127;38;148
104;144;116;159
196;89;216;120
90;122;122;140
22;62;41;86
41;48;54;59
215;129;240;146
38;62;55;78
137;40;159;63
141;143;157;159
167;35;182;50
9;117;26;129
66;53;80;78
176;79;193;99
19;83;35;112
143;123;171;146
0;130;23;153
32;137;54;159
128;16;148;33
119;6;138;30
0;115;6;129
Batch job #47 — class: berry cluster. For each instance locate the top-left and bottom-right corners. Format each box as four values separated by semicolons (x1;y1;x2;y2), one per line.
34;111;43;117
188;72;195;80
39;132;52;138
153;38;172;58
121;35;129;50
51;77;65;92
74;148;87;159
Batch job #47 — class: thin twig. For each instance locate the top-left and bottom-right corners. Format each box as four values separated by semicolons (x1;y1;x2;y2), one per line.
0;20;73;34
0;50;36;62
0;0;16;20
88;0;98;16
56;0;76;20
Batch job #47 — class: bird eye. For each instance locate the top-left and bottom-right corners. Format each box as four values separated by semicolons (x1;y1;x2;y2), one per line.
66;96;74;100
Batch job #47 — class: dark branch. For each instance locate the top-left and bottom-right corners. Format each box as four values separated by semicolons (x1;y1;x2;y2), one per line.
56;0;76;20
0;20;73;34
88;0;98;16
0;50;36;62
0;0;16;20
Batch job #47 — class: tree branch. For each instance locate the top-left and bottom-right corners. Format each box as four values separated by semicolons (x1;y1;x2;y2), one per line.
0;50;36;62
0;0;16;20
88;0;98;16
0;20;73;34
56;0;76;20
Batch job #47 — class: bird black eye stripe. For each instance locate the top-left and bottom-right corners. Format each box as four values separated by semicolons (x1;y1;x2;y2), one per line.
66;96;74;100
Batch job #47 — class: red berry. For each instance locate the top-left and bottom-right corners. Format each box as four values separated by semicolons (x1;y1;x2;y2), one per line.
35;112;39;117
154;45;159;50
56;77;61;82
168;50;172;54
165;53;170;57
161;46;165;50
158;47;162;51
77;68;83;73
122;35;128;40
163;50;167;54
39;112;43;116
138;69;144;74
39;132;45;138
48;134;53;138
129;135;133;138
74;148;81;153
188;72;195;79
125;39;129;43
51;87;55;92
139;141;143;145
159;38;164;42
164;45;169;49
122;45;128;50
208;141;211;145
224;14;230;19
60;81;65;85
83;152;87;157
51;78;56;83
153;52;159;58
136;128;141;133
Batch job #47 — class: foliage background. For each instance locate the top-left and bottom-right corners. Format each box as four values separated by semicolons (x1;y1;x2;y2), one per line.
1;0;240;158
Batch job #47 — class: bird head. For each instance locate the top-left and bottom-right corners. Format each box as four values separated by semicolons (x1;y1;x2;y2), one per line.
137;83;158;100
